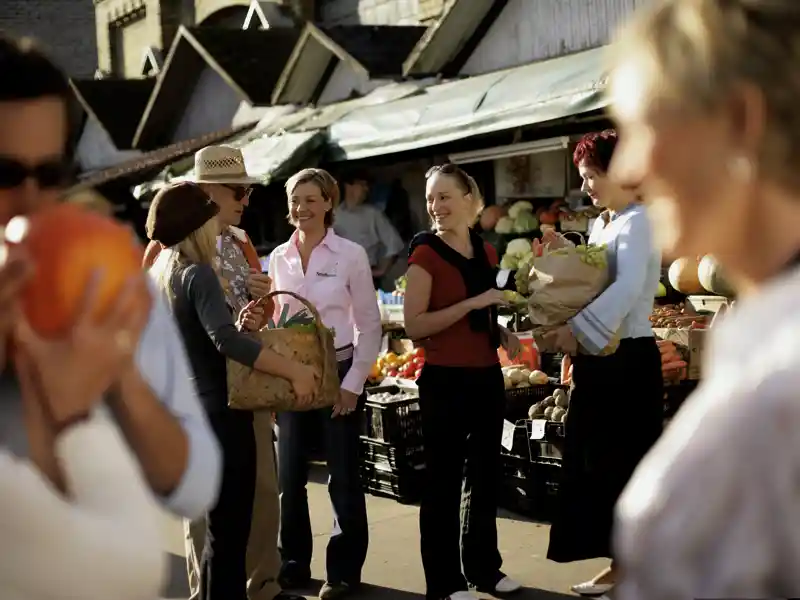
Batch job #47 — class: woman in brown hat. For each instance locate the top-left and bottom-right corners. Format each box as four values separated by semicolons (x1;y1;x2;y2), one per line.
146;182;318;600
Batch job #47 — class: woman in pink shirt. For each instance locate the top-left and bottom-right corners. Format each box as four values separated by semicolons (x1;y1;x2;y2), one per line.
268;168;382;600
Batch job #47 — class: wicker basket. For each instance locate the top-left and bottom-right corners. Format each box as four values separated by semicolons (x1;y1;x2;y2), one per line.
227;290;340;412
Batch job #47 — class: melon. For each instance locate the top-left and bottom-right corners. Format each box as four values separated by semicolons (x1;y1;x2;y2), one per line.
479;205;506;231
668;257;705;295
697;255;735;297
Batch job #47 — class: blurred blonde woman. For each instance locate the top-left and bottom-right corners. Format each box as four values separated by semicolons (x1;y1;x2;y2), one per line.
606;1;800;598
147;182;317;600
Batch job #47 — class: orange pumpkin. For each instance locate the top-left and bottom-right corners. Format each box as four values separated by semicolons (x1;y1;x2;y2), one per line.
6;203;144;338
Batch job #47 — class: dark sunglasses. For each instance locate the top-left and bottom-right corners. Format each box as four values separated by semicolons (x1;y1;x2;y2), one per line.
0;156;71;190
222;184;253;202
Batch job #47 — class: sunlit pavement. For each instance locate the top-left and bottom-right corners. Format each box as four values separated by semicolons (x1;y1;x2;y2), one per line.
158;464;606;600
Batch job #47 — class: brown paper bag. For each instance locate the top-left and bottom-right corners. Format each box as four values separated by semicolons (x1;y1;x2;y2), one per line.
526;237;615;354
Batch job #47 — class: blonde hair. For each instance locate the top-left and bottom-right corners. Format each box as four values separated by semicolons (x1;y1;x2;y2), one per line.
149;217;220;303
425;163;485;227
284;168;340;227
611;0;800;187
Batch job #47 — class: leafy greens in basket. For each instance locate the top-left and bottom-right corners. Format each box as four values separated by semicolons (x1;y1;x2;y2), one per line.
267;304;335;337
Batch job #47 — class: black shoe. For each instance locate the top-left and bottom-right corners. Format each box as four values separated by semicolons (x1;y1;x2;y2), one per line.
278;569;312;590
319;581;358;600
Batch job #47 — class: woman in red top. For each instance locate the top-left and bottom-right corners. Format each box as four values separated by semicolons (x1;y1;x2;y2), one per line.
404;164;522;600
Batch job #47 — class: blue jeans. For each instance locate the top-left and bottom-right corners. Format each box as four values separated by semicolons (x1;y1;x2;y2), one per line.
277;358;368;584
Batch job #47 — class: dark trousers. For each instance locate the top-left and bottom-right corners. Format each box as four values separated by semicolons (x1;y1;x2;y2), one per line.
418;363;506;600
200;409;257;600
277;358;369;584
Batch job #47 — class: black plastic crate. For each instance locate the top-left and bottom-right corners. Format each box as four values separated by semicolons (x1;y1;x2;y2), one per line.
499;454;561;520
539;353;565;379
526;419;565;462
363;385;422;445
504;381;569;421
359;437;425;471
360;460;424;504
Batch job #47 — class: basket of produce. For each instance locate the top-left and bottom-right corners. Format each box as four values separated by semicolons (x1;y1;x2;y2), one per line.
227;290;340;412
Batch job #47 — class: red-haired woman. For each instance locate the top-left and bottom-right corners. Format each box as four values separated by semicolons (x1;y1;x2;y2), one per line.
543;131;663;596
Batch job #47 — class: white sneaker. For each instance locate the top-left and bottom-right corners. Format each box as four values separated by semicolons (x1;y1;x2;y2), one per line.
570;581;613;596
446;592;478;600
494;576;522;594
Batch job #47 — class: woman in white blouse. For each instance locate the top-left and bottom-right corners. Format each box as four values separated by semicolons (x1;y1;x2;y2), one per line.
605;1;800;598
0;244;164;600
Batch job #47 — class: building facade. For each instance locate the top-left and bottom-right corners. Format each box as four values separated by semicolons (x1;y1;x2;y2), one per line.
0;0;97;77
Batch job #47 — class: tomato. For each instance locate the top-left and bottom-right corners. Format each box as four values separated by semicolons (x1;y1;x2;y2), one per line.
412;347;425;359
412;357;425;368
387;369;399;378
414;368;422;380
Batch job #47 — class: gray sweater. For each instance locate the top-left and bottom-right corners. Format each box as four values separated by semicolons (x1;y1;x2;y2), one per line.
170;263;261;413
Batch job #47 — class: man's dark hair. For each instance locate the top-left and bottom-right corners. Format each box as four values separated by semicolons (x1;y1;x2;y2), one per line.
0;32;77;164
0;33;70;102
339;169;371;186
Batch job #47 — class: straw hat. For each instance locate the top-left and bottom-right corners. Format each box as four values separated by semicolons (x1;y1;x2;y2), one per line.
187;145;261;185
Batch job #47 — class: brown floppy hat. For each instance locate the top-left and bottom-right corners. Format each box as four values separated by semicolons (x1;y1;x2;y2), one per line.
146;181;220;247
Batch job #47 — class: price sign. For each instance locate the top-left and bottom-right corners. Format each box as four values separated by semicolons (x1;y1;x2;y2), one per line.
529;419;547;440
501;419;516;451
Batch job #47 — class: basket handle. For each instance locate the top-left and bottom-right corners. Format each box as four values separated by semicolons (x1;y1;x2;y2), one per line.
541;231;587;256
252;290;333;400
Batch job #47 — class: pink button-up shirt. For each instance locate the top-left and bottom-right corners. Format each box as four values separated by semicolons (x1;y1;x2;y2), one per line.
269;229;382;395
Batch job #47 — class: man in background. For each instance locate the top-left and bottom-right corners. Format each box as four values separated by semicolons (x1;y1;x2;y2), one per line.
334;170;404;290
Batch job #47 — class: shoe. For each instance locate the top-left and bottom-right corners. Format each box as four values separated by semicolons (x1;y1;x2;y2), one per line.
445;592;478;600
494;576;522;594
319;581;357;600
278;570;312;590
570;581;614;596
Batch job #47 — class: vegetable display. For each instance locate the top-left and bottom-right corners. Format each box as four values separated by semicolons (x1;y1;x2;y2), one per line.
527;388;570;423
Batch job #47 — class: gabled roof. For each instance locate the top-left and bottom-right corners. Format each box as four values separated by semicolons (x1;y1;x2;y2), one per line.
69;78;156;149
132;26;302;150
271;23;426;105
402;0;502;76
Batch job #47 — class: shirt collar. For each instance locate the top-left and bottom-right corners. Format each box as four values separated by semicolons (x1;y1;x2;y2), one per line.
288;228;342;254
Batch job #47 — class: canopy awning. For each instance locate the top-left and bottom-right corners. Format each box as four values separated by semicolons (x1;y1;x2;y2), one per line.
327;47;607;161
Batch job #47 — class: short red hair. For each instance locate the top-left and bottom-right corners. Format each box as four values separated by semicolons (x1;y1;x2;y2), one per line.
573;129;618;173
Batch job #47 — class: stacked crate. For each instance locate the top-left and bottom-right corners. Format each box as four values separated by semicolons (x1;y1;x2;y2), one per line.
359;385;425;504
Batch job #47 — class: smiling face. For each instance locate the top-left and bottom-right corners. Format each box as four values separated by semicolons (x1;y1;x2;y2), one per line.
288;180;331;233
201;183;251;227
0;97;68;225
425;171;476;233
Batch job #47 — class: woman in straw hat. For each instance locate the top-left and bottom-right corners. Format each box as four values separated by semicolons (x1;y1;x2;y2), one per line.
146;182;318;600
604;0;800;598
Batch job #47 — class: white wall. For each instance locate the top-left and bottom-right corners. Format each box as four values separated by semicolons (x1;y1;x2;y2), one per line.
171;65;243;143
75;117;141;172
316;61;389;105
460;0;650;75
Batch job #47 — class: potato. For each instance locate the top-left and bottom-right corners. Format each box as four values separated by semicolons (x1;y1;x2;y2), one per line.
520;368;532;380
542;396;556;408
528;403;543;419
554;389;569;408
516;381;531;388
543;406;555;419
551;407;566;421
508;369;526;384
560;411;568;423
528;370;549;385
503;375;513;390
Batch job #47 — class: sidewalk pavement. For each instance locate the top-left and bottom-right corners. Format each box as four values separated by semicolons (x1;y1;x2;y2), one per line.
159;465;607;600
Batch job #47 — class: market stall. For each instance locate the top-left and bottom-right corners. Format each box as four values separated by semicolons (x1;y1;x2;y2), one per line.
357;249;733;518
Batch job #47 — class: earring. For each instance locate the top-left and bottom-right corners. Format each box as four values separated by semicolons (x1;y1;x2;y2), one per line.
728;155;754;183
